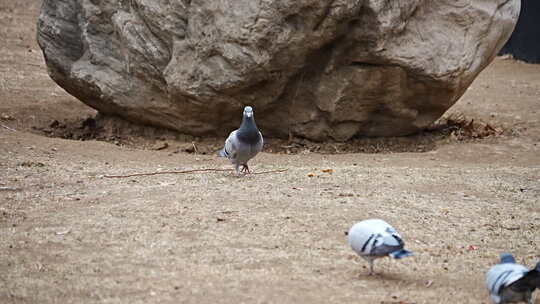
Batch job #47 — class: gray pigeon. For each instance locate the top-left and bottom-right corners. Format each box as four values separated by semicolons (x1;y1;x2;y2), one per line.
347;219;413;275
486;253;540;304
218;106;263;176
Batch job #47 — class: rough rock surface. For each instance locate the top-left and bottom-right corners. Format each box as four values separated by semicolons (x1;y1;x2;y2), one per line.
37;0;520;141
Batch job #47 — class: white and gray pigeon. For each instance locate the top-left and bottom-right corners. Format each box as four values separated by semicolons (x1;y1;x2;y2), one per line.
486;253;540;304
347;219;413;275
218;106;263;176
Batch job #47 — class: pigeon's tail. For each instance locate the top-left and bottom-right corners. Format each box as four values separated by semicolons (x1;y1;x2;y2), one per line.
389;249;413;259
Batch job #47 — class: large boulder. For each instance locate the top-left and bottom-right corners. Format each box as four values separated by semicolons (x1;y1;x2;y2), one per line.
37;0;520;141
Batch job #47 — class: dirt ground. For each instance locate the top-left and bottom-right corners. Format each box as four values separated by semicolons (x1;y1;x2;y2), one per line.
1;1;539;303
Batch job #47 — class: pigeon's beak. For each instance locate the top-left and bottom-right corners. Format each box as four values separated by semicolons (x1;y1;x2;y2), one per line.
245;112;253;118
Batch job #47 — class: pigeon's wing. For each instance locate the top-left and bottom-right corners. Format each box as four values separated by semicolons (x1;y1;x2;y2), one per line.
348;219;387;256
349;219;411;258
486;263;528;296
220;130;238;160
349;228;374;255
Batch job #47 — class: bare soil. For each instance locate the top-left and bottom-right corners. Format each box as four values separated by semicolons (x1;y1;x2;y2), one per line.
1;1;539;303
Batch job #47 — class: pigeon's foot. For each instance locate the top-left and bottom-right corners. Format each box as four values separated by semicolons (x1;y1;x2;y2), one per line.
240;164;251;174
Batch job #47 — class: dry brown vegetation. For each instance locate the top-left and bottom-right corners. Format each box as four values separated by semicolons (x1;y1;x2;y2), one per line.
1;1;540;304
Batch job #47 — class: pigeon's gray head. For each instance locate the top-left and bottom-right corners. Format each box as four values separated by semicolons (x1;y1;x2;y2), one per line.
500;253;516;264
243;106;254;118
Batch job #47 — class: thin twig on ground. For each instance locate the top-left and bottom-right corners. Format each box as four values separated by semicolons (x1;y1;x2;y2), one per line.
252;169;288;175
1;124;16;132
0;187;21;191
104;168;232;178
104;168;287;178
